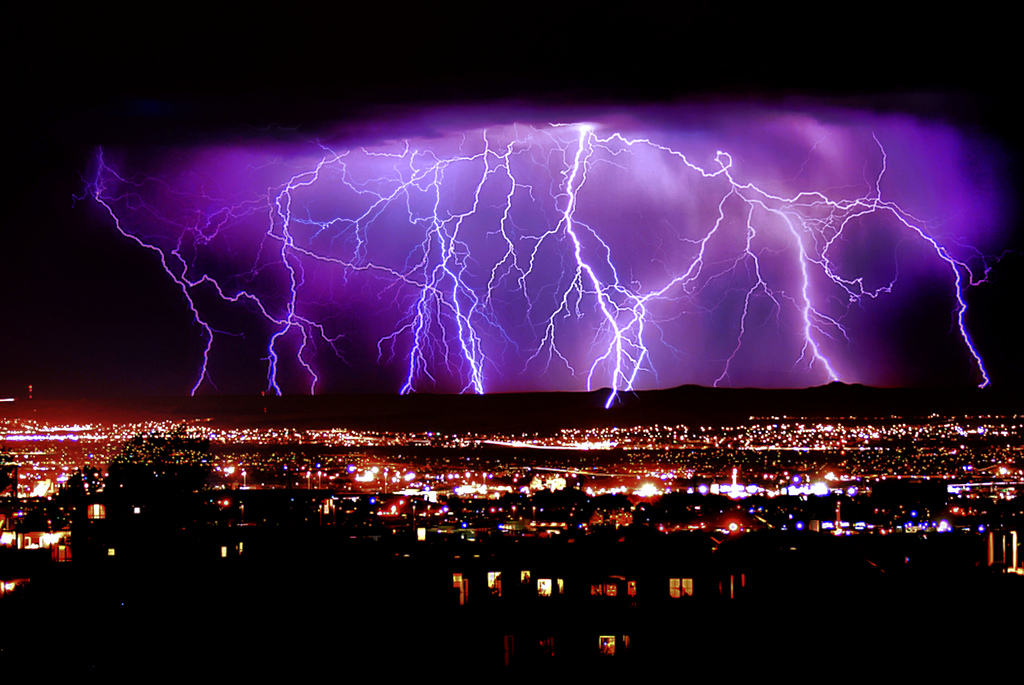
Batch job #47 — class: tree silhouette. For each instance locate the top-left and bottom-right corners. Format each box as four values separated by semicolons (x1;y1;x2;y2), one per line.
107;425;211;494
104;426;213;531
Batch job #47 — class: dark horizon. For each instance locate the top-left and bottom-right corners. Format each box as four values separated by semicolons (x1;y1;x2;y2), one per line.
3;383;1021;434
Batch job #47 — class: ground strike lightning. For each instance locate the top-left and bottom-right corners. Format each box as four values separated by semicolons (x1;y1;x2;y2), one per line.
84;109;1006;402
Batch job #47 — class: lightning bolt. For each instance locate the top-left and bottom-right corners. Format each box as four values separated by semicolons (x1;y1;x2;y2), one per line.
82;114;1003;400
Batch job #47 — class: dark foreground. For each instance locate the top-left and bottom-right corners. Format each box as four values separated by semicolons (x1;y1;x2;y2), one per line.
4;527;1020;679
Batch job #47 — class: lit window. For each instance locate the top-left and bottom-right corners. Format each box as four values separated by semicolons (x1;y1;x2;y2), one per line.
538;578;552;597
87;503;105;520
107;548;115;556
669;578;693;598
520;570;530;584
627;580;637;597
599;636;616;655
453;573;467;605
487;571;502;597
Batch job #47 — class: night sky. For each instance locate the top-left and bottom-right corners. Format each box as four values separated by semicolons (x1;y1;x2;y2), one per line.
5;9;1021;400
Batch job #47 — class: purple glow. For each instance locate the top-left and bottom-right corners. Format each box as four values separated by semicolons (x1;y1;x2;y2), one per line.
84;106;1010;400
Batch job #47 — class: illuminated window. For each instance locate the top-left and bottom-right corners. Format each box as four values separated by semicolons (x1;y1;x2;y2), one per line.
537;578;552;597
220;546;228;558
591;582;617;596
487;571;502;597
107;548;115;556
520;570;530;584
87;503;105;520
669;578;693;598
453;573;467;605
627;580;637;597
599;635;630;655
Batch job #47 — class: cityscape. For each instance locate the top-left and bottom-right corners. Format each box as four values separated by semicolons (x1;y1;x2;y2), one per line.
5;13;1021;678
2;390;1021;674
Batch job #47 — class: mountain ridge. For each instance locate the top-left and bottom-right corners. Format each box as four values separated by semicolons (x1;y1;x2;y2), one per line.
1;383;1019;432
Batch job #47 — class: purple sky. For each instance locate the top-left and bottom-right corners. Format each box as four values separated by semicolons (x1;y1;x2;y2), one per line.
3;10;1020;400
72;105;1015;399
